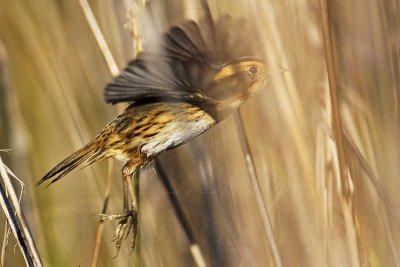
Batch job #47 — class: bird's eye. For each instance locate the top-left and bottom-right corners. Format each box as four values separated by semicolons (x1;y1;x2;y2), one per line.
248;66;258;75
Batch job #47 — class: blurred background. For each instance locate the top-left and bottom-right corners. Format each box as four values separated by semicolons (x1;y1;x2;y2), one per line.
0;0;399;266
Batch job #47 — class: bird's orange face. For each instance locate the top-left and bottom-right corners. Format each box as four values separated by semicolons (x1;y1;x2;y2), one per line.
211;59;267;111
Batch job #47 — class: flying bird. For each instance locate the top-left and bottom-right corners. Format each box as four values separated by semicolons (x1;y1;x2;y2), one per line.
38;15;267;249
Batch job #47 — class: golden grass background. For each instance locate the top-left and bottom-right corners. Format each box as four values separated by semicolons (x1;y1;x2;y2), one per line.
0;0;399;266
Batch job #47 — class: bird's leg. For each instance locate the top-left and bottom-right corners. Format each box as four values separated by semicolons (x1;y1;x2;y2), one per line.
111;162;138;252
126;171;139;251
98;161;139;254
98;157;143;255
99;175;131;222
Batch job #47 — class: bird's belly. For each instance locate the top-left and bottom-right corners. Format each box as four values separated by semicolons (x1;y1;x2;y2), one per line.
141;117;214;157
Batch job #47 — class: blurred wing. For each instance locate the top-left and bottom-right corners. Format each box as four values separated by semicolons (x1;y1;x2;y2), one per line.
103;15;261;105
104;53;196;104
163;20;212;65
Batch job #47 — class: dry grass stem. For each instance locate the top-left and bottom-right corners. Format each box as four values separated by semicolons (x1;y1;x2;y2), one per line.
234;112;282;267
79;0;120;77
91;161;115;267
0;162;25;266
0;156;42;267
318;0;351;198
78;1;120;265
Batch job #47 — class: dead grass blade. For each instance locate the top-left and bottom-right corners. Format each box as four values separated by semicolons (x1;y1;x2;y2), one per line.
0;156;42;267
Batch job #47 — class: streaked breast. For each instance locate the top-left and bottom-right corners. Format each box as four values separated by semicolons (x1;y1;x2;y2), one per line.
141;110;215;157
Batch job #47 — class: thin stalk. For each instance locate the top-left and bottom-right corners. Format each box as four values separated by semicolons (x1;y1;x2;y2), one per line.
318;0;350;198
234;112;282;267
343;131;400;265
154;160;206;267
343;131;398;222
78;1;119;265
318;2;362;265
79;0;119;77
0;157;42;267
154;160;195;244
0;185;33;267
1;221;11;265
91;161;115;267
133;171;141;267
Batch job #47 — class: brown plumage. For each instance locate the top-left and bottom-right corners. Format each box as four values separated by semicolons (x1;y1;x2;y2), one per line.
37;102;215;186
38;15;267;250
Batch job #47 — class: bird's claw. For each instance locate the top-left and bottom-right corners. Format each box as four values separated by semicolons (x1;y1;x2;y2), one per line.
99;209;138;255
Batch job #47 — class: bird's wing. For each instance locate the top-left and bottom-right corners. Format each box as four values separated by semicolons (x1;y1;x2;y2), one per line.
103;15;259;105
103;53;196;104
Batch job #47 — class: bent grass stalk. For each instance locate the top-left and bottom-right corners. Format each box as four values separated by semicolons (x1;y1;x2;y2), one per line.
0;156;42;267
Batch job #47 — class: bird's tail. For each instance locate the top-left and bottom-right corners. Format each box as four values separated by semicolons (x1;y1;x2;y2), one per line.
37;140;105;187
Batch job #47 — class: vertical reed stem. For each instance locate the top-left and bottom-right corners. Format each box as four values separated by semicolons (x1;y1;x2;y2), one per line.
154;160;206;267
318;0;350;198
234;113;282;267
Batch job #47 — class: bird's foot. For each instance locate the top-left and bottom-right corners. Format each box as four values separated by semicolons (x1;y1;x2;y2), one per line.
99;209;138;255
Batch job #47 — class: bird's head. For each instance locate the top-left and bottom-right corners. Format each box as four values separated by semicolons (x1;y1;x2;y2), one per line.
207;57;267;115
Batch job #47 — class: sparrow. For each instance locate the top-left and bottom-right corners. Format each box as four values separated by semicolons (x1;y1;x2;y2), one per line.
38;15;267;249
